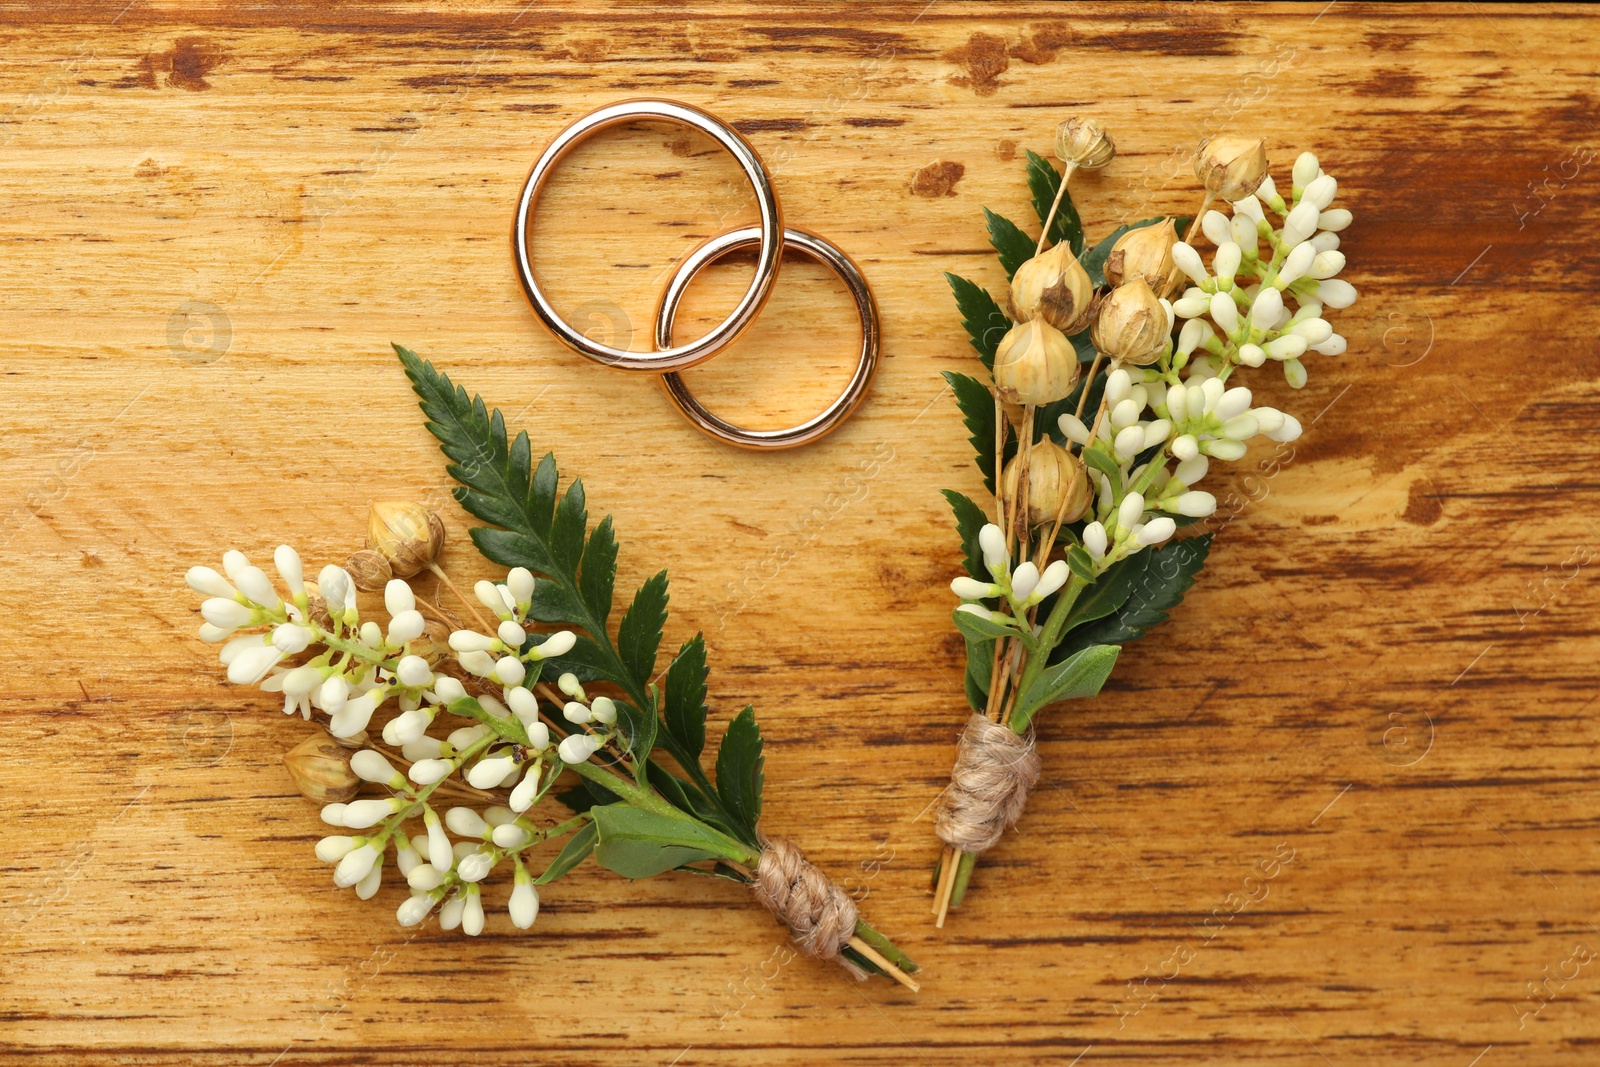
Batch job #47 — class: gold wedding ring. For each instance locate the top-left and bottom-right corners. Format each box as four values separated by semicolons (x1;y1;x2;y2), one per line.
655;227;879;450
512;98;880;448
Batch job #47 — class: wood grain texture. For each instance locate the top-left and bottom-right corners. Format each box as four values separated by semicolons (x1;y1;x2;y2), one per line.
3;2;1598;1063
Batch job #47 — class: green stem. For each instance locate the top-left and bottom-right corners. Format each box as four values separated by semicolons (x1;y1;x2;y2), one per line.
1009;573;1089;726
567;759;760;867
949;850;977;907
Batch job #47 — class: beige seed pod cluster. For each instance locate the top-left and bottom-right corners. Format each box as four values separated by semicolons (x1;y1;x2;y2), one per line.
1002;437;1092;527
992;318;1081;406
1054;117;1115;171
1104;217;1180;296
283;730;361;804
367;501;446;578
1091;278;1169;367
1009;242;1094;334
1193;136;1269;202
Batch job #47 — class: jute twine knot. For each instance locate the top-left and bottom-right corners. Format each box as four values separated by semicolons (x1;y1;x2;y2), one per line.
935;713;1040;854
753;837;866;979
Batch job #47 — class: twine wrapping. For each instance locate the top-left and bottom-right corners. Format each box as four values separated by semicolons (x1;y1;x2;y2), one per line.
753;837;867;979
935;713;1041;854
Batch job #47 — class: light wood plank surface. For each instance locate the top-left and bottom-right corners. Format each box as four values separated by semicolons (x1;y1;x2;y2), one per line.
3;3;1599;1063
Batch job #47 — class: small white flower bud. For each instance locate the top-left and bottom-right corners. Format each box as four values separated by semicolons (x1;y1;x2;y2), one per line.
1253;407;1287;434
1174;491;1217;518
1009;562;1040;603
506;686;537;721
383;705;433;746
1176;319;1209;358
1173;293;1209;319
457;650;495;677
334;843;381;888
1204;438;1248;461
350;750;398;784
1310;231;1341;253
1035;559;1070;600
1142;419;1173;450
187;566;237;599
507;567;536;605
270;623;310;655
1082;521;1108;560
1212;242;1241;284
1281;201;1319;248
1221;414;1260;440
432;677;466;705
528;721;551;752
509;880;540;930
355;865;383;900
234;566;281;611
341;798;396;829
320;802;349;826
1215;387;1253;421
274;545;305;598
1171;242;1207;285
1209;292;1239;334
978;523;1008;572
492;823;532;849
492;656;527;686
1237;343;1267;368
1313;333;1347;356
462;887;485;936
1171;434;1199;461
557;672;585;699
426;809;453;874
1230;211;1257;250
382;579;413;618
467;756;516;789
1250;287;1283;331
408;758;454;785
475;579;512;615
1265;412;1304;443
590;696;617;725
493;620;525;649
563;701;592;725
1117;492;1146;531
402;736;444;762
393;655;431;689
458;852;494;884
1200;210;1230;247
396;893;435;928
1290;317;1334;345
448;630;496;653
1137;517;1177;546
202;598;254;630
228;644;284;685
510;772;540;813
359;621;383;648
315;835;357;862
1318;208;1352;232
330;693;378;738
1114;424;1145;461
1317;279;1357;309
1303;173;1337;210
1175;455;1209;485
1283;359;1309;389
1292;152;1320;189
531;630;576;660
950;576;995;600
408;864;446;891
1104;368;1132;406
1266;335;1309;360
446;807;488;838
1058;413;1089;445
559;733;601;764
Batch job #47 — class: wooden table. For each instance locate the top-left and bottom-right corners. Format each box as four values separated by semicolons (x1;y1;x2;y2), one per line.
4;2;1597;1063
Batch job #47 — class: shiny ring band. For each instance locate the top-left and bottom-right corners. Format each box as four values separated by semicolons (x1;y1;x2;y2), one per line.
512;99;784;373
655;226;880;450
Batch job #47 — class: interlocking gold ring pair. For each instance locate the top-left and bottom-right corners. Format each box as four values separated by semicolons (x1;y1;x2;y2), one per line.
512;99;880;450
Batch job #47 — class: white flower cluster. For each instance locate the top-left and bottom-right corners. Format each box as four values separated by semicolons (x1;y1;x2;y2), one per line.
950;150;1354;604
186;549;613;935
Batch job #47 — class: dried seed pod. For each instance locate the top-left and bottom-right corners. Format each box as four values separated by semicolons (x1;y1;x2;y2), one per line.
992;318;1081;406
1002;438;1092;527
301;580;333;630
1193;136;1269;202
1105;218;1180;295
367;501;446;578
1009;241;1094;334
1054;117;1115;170
346;548;393;591
1090;278;1169;367
284;730;361;803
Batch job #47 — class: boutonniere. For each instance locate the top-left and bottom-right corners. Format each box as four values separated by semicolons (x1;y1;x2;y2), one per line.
932;121;1355;923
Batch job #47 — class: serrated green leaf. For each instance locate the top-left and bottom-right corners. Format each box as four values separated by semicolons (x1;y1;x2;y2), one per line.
534;820;598;884
589;804;730;879
942;490;991;580
578;515;618;624
550;478;588;573
1025;149;1084;255
1059;553;1141;632
715;706;764;846
943;272;1012;370
617;569;668;687
615;697;657;769
663;635;709;760
1056;534;1213;660
1011;643;1120;731
943;371;1000;494
984;207;1036;279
